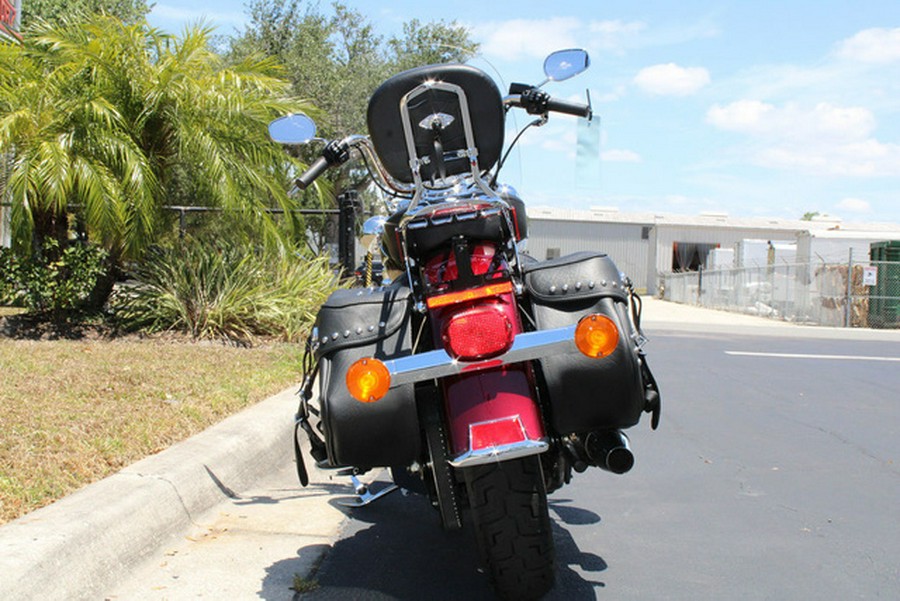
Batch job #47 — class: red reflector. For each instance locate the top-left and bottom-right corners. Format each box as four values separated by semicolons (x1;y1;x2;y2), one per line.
442;306;513;360
470;417;528;450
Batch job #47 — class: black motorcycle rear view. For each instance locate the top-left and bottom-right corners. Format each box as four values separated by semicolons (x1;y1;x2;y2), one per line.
270;48;661;600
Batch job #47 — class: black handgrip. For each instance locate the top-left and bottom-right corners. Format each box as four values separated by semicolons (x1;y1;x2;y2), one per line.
546;97;592;119
295;140;352;189
295;156;330;190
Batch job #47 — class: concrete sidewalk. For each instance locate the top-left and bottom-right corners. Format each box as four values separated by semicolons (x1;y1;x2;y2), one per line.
640;297;900;341
1;298;896;600
641;296;797;329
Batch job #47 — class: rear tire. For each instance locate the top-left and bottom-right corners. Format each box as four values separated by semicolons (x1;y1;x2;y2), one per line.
464;456;555;600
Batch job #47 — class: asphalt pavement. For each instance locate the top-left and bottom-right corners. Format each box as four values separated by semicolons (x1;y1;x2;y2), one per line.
1;298;897;600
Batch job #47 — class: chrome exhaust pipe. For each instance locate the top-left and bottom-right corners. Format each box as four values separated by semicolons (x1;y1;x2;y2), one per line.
585;430;635;474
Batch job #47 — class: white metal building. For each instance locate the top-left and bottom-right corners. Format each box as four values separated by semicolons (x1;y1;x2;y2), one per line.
524;207;900;295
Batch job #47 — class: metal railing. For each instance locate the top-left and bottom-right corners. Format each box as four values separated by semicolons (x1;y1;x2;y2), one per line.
659;256;900;329
1;195;361;275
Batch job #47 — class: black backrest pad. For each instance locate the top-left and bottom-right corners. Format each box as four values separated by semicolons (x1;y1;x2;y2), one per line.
367;63;504;183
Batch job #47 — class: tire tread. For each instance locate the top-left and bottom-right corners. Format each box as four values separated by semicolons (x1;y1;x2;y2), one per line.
465;457;555;600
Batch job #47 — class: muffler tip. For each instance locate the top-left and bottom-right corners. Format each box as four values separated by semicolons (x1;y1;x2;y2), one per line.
585;430;635;474
605;446;635;474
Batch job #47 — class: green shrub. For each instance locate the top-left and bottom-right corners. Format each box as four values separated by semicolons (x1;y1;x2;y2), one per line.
114;240;340;343
0;241;108;313
0;247;21;306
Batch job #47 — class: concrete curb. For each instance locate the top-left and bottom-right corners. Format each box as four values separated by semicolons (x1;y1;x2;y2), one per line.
0;384;300;601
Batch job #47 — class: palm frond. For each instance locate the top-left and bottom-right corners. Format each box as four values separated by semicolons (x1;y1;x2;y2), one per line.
3;12;321;259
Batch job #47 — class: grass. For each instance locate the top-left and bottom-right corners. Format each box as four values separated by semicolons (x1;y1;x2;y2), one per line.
292;574;320;593
0;336;303;525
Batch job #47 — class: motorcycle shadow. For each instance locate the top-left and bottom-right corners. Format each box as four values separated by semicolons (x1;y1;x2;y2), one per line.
261;479;607;600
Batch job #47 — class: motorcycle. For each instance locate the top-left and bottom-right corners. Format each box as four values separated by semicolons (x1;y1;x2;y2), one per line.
269;49;661;600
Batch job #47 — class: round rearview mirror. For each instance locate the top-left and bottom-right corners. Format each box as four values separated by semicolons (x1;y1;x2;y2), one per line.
268;113;317;144
543;49;590;82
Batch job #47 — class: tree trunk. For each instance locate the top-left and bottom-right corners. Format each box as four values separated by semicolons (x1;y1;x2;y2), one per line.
84;247;121;312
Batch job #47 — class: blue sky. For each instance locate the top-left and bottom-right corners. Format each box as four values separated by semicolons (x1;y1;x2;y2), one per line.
149;1;900;224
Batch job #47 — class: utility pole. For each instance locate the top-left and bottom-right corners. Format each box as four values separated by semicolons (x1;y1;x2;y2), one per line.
337;191;359;277
844;247;854;328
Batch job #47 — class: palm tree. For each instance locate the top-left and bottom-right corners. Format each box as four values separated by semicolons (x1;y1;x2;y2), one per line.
0;13;314;302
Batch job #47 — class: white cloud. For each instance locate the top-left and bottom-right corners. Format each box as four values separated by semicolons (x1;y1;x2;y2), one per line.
707;101;876;142
754;145;900;177
601;149;641;162
540;129;578;159
701;23;900;183
707;100;900;177
836;198;872;213
665;194;697;207
706;100;774;133
633;63;710;96
836;28;900;64
589;19;646;36
475;17;716;63
594;85;627;103
588;19;646;54
476;18;581;61
150;4;246;26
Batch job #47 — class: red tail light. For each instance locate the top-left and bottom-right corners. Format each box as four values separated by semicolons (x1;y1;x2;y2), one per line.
442;305;513;361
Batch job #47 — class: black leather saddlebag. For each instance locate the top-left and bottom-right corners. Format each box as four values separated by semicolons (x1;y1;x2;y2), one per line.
524;252;646;434
313;284;419;469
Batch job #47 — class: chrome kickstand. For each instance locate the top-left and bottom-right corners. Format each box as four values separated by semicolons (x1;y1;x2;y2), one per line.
337;473;399;508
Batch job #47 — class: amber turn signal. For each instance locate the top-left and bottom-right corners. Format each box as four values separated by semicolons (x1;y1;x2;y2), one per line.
574;314;619;358
346;357;391;403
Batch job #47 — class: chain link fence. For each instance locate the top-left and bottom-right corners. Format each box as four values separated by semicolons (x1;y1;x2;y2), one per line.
659;254;900;329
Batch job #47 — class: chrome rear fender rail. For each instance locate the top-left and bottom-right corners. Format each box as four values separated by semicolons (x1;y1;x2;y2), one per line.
381;323;578;387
